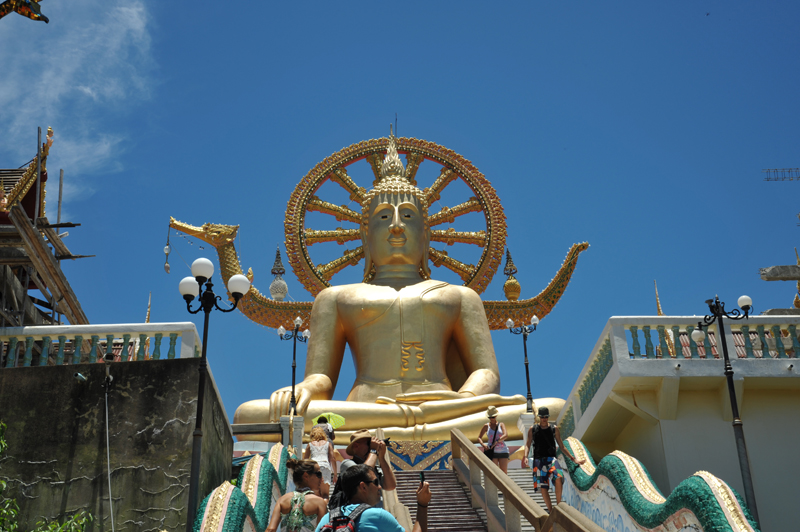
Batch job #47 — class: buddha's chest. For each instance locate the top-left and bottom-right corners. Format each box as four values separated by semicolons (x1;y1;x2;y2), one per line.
336;283;459;337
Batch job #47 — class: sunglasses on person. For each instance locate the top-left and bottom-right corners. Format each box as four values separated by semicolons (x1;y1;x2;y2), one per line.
364;477;380;487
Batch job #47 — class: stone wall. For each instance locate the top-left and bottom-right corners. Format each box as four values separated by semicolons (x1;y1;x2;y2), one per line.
0;358;232;531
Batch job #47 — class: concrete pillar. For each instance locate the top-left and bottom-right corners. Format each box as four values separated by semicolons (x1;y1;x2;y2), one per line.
280;416;304;453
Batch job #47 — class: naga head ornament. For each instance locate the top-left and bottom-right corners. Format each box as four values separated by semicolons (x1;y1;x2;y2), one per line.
361;126;431;282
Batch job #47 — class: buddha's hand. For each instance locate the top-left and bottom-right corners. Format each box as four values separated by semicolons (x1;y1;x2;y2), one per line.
381;390;471;404
378;391;526;406
269;385;313;421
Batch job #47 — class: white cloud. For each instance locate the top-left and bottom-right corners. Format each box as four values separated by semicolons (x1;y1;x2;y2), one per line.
0;0;153;197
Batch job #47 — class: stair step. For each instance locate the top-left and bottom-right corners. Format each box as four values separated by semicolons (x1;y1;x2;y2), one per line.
394;470;486;532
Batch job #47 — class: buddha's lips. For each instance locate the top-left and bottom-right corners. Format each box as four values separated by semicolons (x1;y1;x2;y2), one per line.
388;237;406;247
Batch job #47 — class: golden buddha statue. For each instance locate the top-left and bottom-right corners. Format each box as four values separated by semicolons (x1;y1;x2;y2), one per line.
234;132;564;442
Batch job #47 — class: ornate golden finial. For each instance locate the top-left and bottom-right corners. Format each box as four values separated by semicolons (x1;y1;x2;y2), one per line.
380;125;407;181
144;291;152;358
270;247;289;301
145;291;152;323
503;249;518;277
654;280;664;317
654;280;678;357
503;249;521;301
271;247;286;276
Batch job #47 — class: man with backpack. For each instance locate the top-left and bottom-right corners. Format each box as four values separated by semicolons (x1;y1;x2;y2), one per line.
316;464;431;532
522;406;585;512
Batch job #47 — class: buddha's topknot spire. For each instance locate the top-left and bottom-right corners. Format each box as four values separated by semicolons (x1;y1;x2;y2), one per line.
380;124;407;181
362;125;426;211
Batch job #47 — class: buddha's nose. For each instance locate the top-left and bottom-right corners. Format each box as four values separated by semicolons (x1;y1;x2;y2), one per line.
389;208;405;235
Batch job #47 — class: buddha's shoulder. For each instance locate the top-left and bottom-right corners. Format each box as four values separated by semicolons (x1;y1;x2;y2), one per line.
315;282;374;299
318;280;481;300
438;283;483;301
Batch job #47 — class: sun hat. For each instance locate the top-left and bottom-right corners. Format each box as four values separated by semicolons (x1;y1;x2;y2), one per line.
486;405;499;418
538;406;550;417
345;429;372;456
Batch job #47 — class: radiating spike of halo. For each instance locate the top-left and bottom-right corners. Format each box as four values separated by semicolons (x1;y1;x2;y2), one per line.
329;167;366;203
430;228;487;247
404;152;424;186
428;247;476;282
306;197;362;224
428;198;483;227
316;246;365;280
304;228;361;246
365;153;383;186
424;167;458;203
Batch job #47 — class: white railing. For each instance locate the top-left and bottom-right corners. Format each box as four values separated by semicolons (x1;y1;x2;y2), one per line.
0;322;201;368
559;315;800;436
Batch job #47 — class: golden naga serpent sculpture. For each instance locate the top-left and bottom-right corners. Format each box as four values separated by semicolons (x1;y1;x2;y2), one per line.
168;217;587;330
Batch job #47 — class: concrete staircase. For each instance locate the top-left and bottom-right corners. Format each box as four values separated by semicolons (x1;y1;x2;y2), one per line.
394;470;486;532
393;468;559;532
504;468;547;512
491;468;548;532
462;468;547;532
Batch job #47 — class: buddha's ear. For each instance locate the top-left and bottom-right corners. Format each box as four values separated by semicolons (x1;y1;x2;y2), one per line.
421;223;432;279
361;222;373;282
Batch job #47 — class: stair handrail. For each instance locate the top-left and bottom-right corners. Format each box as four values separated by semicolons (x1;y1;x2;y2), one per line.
451;428;546;532
451;429;604;532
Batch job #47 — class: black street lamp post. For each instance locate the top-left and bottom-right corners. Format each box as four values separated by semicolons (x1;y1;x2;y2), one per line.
691;294;759;526
179;258;251;532
506;315;540;414
278;317;310;416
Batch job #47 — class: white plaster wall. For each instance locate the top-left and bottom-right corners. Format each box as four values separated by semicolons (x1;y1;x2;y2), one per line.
613;392;669;495
624;389;800;532
659;391;742;491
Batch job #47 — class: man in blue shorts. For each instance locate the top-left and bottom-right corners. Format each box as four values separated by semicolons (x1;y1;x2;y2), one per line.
317;464;431;532
522;406;584;512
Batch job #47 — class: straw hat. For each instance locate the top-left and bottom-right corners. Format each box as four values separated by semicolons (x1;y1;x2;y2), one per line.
486;406;499;418
345;429;373;456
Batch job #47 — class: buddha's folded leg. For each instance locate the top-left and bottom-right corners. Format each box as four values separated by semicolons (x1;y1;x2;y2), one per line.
335;398;566;443
234;397;565;443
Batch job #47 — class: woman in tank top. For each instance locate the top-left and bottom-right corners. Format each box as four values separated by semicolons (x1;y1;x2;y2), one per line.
304;426;337;499
477;405;510;473
266;459;328;532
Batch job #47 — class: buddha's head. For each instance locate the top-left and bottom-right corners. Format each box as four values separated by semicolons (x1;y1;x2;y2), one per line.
360;133;431;282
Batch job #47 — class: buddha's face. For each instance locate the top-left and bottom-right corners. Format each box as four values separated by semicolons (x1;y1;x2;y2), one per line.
366;194;426;269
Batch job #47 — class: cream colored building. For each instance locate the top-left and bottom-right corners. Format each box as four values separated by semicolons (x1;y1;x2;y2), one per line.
558;315;800;532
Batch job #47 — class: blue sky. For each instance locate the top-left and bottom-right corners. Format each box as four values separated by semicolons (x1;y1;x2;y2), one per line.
2;1;799;426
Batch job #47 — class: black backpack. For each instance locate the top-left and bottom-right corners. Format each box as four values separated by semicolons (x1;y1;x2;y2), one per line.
319;504;370;532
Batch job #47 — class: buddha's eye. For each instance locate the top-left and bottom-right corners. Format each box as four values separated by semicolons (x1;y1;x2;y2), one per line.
403;213;412;218
380;214;389;219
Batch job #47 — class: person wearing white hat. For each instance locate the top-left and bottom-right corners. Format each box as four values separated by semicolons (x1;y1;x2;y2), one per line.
477;406;511;473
